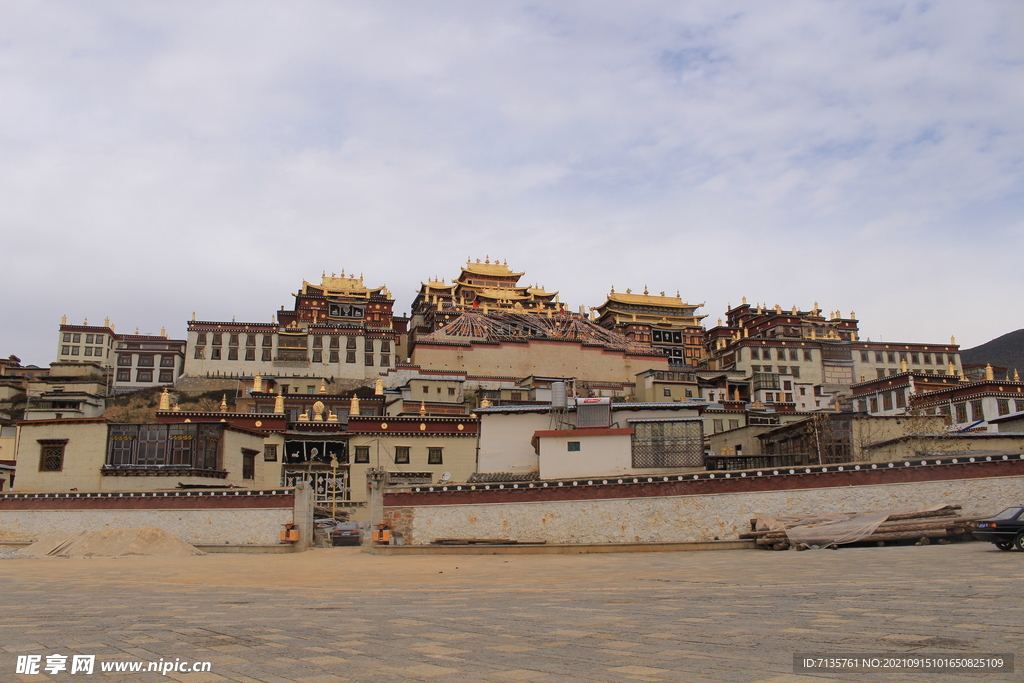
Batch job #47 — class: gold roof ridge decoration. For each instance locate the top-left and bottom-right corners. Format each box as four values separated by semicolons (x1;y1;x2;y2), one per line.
461;257;524;278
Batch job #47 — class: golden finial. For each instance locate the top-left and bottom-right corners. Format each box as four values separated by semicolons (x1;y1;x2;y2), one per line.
676;291;680;298
717;318;722;326
160;326;167;338
985;364;994;381
349;395;360;416
1015;370;1020;381
951;335;956;345
253;374;263;393
135;326;139;335
318;378;327;394
158;388;171;411
643;285;649;295
375;377;384;395
900;357;908;373
742;296;747;305
626;288;632;294
419;401;426;416
610;285;615;293
104;317;110;328
850;311;855;319
791;305;797;314
485;255;490;264
61;314;67;325
219;395;228;412
480;397;491;408
274;390;284;414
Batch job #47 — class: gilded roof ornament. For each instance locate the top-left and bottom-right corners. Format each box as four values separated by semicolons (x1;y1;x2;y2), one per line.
219;395;228;412
349;395;360;416
61;314;67;325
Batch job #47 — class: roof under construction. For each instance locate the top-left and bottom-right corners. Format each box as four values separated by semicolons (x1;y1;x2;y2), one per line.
419;311;658;355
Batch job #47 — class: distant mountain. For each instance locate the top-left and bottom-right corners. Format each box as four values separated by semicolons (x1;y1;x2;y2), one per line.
960;329;1024;376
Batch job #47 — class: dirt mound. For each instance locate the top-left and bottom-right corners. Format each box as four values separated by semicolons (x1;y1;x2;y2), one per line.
19;527;204;557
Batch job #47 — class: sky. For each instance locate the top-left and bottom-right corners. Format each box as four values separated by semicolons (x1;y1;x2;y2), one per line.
2;1;1022;367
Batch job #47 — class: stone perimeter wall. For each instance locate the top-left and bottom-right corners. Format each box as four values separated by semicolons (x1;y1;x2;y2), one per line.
0;490;302;546
385;475;1024;545
0;507;292;545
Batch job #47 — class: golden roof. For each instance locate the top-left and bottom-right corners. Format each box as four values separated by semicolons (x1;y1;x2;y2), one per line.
605;292;697;308
460;259;524;278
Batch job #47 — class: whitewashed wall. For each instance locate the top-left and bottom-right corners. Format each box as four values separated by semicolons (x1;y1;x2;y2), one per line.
391;475;1024;545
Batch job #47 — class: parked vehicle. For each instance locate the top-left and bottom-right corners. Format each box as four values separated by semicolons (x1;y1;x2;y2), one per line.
330;522;362;546
971;506;1024;551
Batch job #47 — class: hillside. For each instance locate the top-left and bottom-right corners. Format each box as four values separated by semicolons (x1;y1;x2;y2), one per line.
960;329;1024;376
103;388;238;423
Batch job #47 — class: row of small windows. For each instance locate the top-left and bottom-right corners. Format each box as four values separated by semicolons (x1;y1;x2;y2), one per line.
750;365;801;378
651;330;701;345
116;369;175;383
351;445;443;465
746;348;814;362
62;333;108;345
866;397;1023;419
61;346;106;357
117;354;177;367
875;368;948;378
194;346;390;366
860;350;949;365
194;333;390;352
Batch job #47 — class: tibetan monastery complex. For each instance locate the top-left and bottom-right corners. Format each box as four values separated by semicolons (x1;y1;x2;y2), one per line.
38;257;973;403
5;255;1022;522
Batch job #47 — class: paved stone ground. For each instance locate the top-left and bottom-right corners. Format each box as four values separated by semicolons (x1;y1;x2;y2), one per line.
1;542;1021;682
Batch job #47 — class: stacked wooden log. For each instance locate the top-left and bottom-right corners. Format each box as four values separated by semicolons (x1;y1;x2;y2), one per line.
739;505;978;551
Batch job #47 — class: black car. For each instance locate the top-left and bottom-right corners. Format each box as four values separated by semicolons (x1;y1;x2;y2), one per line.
971;506;1024;551
330;522;362;546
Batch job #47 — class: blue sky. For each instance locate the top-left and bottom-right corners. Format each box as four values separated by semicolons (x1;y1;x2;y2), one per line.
2;1;1022;366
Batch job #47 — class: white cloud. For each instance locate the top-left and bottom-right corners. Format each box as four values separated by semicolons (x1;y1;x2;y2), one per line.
1;1;1022;365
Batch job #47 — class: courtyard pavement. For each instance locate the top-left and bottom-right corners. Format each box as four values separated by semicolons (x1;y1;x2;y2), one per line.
1;541;1021;682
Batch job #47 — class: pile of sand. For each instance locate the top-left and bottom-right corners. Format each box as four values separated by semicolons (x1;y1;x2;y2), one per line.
19;527;204;557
